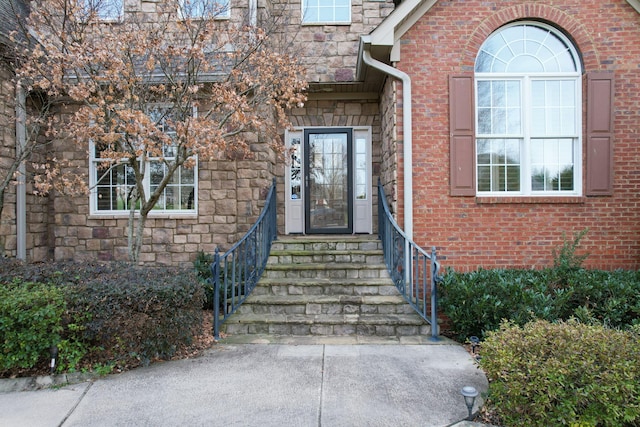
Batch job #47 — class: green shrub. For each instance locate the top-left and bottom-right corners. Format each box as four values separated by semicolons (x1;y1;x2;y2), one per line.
440;267;640;340
62;263;205;367
481;320;640;427
438;268;560;340
0;280;65;371
1;260;205;373
194;251;215;309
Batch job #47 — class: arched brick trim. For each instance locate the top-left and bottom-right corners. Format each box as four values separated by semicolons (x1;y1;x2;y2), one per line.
460;3;600;72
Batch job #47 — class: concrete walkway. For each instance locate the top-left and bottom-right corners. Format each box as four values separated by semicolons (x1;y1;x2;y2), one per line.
0;340;489;427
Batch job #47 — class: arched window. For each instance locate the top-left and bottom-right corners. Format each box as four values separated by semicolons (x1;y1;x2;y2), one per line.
474;22;582;194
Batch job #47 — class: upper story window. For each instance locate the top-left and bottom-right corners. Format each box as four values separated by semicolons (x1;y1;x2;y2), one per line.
302;0;350;24
90;105;198;215
179;0;230;19
474;22;582;196
84;0;123;21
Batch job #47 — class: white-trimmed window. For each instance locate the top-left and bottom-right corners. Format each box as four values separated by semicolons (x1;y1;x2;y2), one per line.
474;22;582;195
84;0;123;21
90;106;198;215
302;0;350;24
179;0;230;19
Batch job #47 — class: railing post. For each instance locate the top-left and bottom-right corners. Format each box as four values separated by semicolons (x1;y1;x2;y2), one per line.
212;248;221;340
271;178;277;242
430;246;439;340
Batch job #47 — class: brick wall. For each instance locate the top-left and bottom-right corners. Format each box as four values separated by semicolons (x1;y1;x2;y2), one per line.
396;0;640;270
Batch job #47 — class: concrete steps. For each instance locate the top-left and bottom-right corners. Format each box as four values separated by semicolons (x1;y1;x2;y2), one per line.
221;236;430;339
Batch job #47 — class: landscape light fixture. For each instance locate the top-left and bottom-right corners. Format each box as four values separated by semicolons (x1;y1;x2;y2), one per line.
469;336;479;354
460;386;478;420
50;345;58;375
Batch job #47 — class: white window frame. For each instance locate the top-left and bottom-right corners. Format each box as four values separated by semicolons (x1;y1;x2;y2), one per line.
89;105;198;216
474;22;583;197
178;0;230;20
301;0;351;25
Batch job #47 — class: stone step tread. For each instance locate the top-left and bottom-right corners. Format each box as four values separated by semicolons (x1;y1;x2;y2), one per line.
219;334;452;345
224;313;426;326
275;236;380;243
270;249;382;256
244;294;406;305
257;277;394;286
265;262;387;271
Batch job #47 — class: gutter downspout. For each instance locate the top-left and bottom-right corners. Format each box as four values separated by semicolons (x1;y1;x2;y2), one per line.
361;46;413;241
15;83;26;260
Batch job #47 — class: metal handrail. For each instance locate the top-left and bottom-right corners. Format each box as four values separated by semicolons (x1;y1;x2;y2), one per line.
211;178;277;339
377;179;442;339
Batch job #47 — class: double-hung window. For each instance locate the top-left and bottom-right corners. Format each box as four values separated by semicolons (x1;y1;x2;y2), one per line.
90;105;197;215
474;22;582;195
302;0;351;24
179;0;230;19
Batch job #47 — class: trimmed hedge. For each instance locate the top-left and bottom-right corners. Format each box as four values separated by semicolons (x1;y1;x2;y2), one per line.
482;320;640;427
0;260;205;374
439;267;640;341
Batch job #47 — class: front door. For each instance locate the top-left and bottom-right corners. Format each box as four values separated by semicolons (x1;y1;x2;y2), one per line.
285;127;372;235
304;129;353;234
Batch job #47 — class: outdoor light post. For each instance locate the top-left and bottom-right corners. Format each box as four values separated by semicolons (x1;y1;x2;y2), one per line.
50;345;58;375
469;336;479;354
461;386;479;421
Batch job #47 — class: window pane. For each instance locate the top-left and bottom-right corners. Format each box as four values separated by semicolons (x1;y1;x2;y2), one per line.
477;81;491;107
182;186;196;209
477;108;491;134
150;162;165;185
530;138;574;191
478;166;491;192
182;167;195;184
477;138;521;192
165;187;176;210
477;139;491;164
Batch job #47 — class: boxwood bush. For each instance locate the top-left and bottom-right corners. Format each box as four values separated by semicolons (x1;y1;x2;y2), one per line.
439;267;640;341
0;260;205;374
481;320;640;427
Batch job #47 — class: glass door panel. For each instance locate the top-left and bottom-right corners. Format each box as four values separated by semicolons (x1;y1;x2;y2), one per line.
304;130;352;233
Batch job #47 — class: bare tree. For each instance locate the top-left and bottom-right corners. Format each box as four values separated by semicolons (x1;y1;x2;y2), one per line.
11;0;307;262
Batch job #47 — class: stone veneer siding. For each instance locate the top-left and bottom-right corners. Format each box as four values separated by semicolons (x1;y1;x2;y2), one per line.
270;0;395;83
395;0;640;270
288;98;382;232
47;103;277;265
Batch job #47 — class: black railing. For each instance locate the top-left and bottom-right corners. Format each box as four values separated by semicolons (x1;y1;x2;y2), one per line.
377;179;442;339
211;178;277;339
